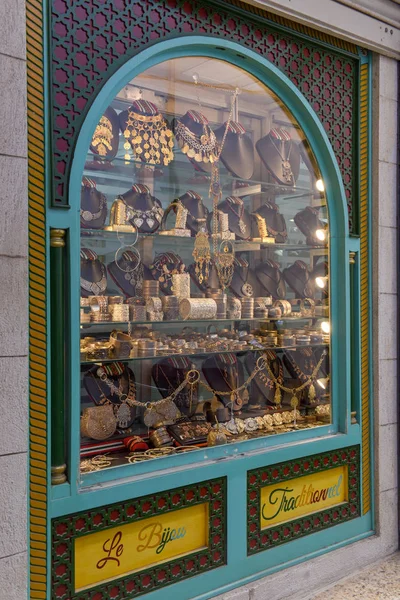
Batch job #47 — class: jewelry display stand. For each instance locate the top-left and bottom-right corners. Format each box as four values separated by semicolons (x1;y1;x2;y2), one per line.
256;128;301;186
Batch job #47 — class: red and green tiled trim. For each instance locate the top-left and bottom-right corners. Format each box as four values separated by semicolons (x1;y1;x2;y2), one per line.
52;477;226;599
247;446;360;555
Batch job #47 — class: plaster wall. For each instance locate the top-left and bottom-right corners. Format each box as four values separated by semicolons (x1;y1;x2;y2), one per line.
213;54;399;600
0;1;28;599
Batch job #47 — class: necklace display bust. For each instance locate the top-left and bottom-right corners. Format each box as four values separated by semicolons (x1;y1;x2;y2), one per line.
256;128;300;186
80;248;107;297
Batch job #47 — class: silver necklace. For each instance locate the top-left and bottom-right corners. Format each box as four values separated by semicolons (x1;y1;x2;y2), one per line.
226;197;247;234
80;196;106;222
123;201;164;230
80;264;107;294
270;138;293;184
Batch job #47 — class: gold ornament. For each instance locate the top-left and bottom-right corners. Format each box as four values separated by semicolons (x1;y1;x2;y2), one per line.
308;383;316;403
123;109;174;166
290;395;299;408
274;386;281;406
215;239;235;290
192;228;211;284
91;116;113;157
207;425;227;446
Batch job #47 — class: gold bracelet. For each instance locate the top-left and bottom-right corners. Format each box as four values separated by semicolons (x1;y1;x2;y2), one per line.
273;299;291;316
300;297;315;317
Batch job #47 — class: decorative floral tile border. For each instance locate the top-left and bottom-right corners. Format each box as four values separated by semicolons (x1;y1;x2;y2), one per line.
52;477;226;599
247;446;360;554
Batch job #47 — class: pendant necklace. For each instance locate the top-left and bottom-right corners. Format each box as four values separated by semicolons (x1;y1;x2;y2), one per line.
226;197;247;235
269;137;293;185
193;76;239;291
94;368;136;428
80;263;107;295
80;195;106;223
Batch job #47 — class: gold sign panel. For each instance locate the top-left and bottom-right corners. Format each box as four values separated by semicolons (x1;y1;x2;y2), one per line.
260;466;348;528
74;503;209;592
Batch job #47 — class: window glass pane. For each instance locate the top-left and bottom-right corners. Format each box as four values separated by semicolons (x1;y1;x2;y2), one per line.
79;57;330;475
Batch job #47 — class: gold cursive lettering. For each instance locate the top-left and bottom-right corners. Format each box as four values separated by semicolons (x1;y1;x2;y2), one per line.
137;522;162;552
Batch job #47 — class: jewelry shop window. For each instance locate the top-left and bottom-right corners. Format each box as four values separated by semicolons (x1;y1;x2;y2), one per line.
79;57;330;475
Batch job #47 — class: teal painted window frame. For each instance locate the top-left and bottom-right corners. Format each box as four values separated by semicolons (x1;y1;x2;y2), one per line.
46;36;372;599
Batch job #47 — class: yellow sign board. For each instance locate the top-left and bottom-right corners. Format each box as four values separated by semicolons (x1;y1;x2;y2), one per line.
260;466;348;528
74;503;209;592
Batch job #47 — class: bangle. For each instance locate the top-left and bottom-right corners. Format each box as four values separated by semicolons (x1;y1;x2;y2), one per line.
273;299;291;316
300;297;315;317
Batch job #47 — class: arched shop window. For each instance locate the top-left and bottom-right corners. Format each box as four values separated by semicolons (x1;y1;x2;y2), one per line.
78;55;333;476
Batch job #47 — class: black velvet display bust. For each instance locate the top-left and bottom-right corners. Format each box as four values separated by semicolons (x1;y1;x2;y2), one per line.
214;121;254;180
152;356;199;417
256;128;300;186
83;364;136;428
175;190;210;236
252;202;287;243
107;249;151;298
117;184;163;234
255;260;286;299
80;248;108;297
209;197;252;240
283;260;314;299
80;178;108;230
202;353;245;412
229;256;253;298
172;110;218;174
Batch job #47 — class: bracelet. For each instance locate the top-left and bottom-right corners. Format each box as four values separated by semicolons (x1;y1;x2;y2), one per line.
273;299;292;316
300;297;315;317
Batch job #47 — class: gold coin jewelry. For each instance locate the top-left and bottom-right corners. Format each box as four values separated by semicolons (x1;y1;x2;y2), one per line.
123;100;174;166
91;115;113;156
173;112;218;165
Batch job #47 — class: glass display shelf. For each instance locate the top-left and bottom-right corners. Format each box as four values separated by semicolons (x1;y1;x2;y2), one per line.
84;152;319;201
80;343;329;365
80;228;328;253
80;315;327;329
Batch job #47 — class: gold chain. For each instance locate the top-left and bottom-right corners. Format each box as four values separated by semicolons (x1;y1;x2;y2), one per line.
264;349;328;394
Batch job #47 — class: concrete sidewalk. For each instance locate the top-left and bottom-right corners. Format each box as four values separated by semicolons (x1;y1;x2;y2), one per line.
309;552;400;599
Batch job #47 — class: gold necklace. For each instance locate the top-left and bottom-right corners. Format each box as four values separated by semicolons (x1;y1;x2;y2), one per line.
193;78;239;290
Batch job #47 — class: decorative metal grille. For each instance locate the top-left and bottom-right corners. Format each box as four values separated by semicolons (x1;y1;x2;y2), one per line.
51;0;359;230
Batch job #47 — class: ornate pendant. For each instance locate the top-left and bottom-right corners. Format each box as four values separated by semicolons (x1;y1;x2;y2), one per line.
192;229;211;285
115;403;131;428
274;386;282;406
82;210;93;222
241;283;253;297
238;218;247;234
143;400;179;427
282;160;293;184
215;240;235;290
133;217;144;228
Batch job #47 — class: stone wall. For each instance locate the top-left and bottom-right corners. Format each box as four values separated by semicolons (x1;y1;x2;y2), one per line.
0;0;28;598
